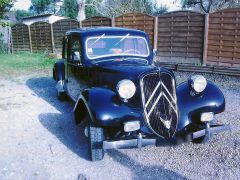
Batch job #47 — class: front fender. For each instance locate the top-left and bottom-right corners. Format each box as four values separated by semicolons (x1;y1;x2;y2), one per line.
77;87;142;127
177;81;225;131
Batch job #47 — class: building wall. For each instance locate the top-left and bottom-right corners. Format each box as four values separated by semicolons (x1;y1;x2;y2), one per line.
22;15;66;25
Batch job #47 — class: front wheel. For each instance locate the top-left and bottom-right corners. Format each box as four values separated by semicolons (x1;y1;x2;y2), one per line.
192;136;207;143
87;117;105;161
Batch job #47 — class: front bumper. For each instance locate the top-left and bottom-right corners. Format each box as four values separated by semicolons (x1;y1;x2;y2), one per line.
103;124;231;150
103;133;156;149
192;124;231;142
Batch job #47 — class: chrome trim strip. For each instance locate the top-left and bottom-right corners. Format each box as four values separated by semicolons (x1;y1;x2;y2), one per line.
145;81;161;108
161;82;177;104
103;138;157;150
56;80;65;92
73;94;95;123
162;93;178;115
85;35;150;60
147;92;163;118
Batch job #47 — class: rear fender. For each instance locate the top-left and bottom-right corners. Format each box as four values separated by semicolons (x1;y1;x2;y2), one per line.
53;60;65;81
177;81;225;131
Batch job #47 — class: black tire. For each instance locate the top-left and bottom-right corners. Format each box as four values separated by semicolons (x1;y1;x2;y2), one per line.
192;136;205;143
192;135;211;143
57;91;68;101
53;68;55;80
87;116;105;161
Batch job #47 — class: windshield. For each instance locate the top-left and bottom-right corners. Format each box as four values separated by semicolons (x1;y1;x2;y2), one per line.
86;34;150;60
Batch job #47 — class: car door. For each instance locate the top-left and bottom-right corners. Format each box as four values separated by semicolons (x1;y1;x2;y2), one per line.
66;33;86;101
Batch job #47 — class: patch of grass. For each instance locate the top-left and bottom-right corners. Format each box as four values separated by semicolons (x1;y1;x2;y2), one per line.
0;52;57;77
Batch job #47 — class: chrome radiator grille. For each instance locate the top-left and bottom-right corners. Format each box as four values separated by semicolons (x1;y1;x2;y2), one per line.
140;72;178;138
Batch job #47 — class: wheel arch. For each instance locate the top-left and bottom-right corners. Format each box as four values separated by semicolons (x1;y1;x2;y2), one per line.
73;95;94;125
53;60;65;81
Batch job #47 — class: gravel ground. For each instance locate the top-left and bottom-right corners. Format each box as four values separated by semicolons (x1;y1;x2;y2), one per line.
0;72;239;180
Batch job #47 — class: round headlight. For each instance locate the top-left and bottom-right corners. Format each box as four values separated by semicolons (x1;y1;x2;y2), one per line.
117;79;136;100
189;75;207;93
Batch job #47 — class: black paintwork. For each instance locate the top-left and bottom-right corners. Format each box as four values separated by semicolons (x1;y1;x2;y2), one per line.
53;27;226;140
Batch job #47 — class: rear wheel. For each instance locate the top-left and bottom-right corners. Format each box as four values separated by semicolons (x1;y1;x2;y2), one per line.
87;116;105;161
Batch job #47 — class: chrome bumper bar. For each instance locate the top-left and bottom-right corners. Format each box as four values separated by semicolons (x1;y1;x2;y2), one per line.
102;124;231;150
192;124;231;140
103;133;156;150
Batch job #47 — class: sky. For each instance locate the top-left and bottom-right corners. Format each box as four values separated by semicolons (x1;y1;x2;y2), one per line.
13;0;181;11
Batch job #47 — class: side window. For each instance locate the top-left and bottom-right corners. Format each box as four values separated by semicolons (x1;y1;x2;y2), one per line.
70;35;81;63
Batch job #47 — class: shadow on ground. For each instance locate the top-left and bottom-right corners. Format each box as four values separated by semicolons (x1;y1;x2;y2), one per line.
108;150;188;180
26;77;89;160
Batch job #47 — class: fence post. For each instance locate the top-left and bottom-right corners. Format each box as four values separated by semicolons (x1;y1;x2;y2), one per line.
79;20;82;28
50;24;55;53
111;18;115;27
10;27;13;54
28;25;32;53
203;13;209;66
153;16;158;51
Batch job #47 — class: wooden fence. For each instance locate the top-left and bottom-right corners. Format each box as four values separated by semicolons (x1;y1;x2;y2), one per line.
207;8;240;67
11;19;80;53
30;22;52;52
82;16;111;27
53;19;80;53
12;24;30;52
11;9;240;70
157;11;205;65
114;13;155;46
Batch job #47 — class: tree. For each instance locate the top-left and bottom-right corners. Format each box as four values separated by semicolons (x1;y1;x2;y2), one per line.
0;0;14;19
61;0;86;20
62;0;101;20
76;0;85;21
179;0;240;13
15;10;33;21
30;0;53;14
85;0;102;18
62;0;78;19
96;0;168;17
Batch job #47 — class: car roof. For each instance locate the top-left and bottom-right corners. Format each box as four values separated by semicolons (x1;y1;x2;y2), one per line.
66;27;147;37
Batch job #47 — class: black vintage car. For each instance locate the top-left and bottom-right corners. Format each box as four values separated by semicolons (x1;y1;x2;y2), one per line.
53;27;230;161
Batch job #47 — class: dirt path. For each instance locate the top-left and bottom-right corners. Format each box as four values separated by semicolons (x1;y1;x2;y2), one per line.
0;73;239;180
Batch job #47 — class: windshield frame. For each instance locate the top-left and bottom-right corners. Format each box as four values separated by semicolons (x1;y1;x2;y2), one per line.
85;35;150;60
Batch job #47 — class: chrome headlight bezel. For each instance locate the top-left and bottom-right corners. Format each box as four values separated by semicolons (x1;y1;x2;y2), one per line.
188;75;207;94
116;79;136;100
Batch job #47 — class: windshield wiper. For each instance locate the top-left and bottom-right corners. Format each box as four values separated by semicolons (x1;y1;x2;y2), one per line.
89;33;105;47
114;33;130;46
